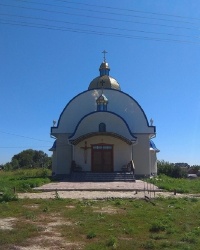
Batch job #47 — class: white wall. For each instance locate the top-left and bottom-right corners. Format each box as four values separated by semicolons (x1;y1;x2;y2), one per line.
150;150;158;175
69;112;135;142
133;134;151;176
53;133;154;176
51;89;155;135
74;136;132;171
51;88;156;176
51;150;57;175
54;134;72;175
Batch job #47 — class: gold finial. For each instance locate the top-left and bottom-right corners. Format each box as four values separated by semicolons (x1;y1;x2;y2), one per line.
102;50;107;62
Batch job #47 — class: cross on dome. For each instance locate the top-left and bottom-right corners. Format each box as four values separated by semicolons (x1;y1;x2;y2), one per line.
102;50;107;62
88;51;121;90
100;80;105;94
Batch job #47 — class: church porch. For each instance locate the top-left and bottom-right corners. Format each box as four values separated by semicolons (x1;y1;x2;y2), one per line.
71;135;134;174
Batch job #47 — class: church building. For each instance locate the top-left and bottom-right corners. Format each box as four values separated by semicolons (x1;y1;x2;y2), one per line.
50;53;159;179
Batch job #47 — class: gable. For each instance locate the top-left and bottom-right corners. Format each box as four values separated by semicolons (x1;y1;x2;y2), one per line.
51;89;155;135
68;111;137;144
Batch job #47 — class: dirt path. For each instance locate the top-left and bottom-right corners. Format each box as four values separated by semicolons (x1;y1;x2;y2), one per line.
17;190;197;200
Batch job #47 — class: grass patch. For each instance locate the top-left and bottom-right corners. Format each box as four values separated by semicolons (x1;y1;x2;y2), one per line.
0;221;41;245
106;235;118;248
87;231;97;239
149;174;200;193
0;168;51;193
0;170;200;249
0;188;18;202
0;198;200;249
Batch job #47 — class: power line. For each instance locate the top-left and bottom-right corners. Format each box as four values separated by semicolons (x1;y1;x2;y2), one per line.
0;130;72;148
1;2;200;32
0;130;52;143
0;144;71;148
12;0;200;26
1;13;200;40
55;0;200;22
1;19;200;45
0;146;51;148
0;19;132;38
1;1;200;45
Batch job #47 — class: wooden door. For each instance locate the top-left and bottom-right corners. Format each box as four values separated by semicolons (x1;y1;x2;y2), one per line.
92;145;113;172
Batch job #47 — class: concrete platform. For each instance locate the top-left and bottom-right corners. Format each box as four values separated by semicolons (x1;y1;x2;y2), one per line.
34;180;160;192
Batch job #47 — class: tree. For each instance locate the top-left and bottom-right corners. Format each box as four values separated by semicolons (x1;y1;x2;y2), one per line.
33;150;50;168
12;149;35;168
3;162;13;171
11;159;20;170
11;149;52;169
157;160;187;178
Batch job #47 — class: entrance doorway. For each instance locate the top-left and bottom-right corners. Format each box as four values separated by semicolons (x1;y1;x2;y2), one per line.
91;144;113;172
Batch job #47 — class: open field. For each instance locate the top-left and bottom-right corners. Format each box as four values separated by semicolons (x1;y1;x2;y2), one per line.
1;169;200;249
1;197;200;250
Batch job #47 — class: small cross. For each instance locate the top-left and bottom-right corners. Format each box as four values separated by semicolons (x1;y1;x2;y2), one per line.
102;50;108;62
80;141;91;164
100;80;105;94
100;80;105;87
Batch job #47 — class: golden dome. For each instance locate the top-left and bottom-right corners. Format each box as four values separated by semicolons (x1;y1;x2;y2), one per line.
88;75;120;90
99;62;110;70
88;61;121;90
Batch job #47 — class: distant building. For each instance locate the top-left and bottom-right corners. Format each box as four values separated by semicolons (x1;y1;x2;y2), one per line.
175;163;190;168
50;54;159;179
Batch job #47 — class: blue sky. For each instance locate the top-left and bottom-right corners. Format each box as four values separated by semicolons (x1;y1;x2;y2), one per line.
1;0;200;165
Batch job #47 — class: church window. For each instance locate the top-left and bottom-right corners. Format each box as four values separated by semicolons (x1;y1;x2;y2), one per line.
99;123;106;132
92;145;112;150
97;103;107;111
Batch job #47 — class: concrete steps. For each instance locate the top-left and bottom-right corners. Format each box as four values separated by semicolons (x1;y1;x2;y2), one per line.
70;172;135;182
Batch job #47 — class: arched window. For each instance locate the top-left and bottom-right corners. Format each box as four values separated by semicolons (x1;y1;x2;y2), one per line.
99;123;106;132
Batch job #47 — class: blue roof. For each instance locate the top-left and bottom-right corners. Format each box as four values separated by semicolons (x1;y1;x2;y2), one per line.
150;140;160;152
49;140;56;151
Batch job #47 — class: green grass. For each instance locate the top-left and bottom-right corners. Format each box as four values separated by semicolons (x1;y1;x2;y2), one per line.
148;174;200;193
0;170;200;249
0;168;51;194
0;198;200;249
1;170;200;195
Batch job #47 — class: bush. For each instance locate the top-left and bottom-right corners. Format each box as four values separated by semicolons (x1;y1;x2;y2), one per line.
149;220;166;232
181;232;197;244
87;231;96;239
0;169;51;193
106;236;117;248
0;189;18;202
142;240;155;249
39;168;50;178
157;160;187;178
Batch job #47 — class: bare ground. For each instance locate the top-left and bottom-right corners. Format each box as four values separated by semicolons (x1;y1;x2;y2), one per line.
17;190;197;200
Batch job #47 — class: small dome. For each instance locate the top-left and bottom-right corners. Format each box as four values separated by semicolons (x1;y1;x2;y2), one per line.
99;62;110;70
96;94;108;104
88;61;121;90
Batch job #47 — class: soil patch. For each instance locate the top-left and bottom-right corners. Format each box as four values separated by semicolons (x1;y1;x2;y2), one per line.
93;206;120;214
0;217;17;230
